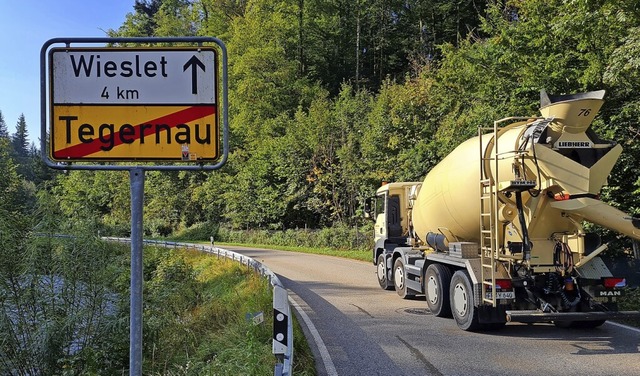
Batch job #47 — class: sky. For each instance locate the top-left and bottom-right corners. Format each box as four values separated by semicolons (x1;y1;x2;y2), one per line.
0;0;135;146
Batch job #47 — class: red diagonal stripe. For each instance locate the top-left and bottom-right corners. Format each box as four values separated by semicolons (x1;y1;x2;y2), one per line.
53;105;216;158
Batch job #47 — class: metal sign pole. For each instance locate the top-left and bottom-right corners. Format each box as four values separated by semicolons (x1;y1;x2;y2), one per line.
129;168;145;375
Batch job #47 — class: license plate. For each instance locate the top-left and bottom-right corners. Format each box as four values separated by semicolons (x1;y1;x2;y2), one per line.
486;291;515;299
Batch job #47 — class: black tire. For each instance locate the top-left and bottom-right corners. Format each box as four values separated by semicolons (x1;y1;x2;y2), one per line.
393;258;413;299
424;264;452;317
450;270;481;331
377;254;393;290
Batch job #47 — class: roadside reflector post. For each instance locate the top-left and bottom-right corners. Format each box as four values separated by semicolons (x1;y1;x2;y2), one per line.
273;284;293;376
273;285;289;356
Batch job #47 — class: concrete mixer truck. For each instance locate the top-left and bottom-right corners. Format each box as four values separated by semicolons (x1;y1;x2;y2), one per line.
364;90;640;331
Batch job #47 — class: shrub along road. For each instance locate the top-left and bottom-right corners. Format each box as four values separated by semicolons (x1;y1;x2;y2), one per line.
226;245;640;376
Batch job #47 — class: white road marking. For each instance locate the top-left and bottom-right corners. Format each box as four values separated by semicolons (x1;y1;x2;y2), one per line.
606;321;640;334
288;294;338;376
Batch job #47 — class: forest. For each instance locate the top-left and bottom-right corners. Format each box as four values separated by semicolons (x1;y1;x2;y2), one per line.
2;0;640;372
0;0;638;254
4;0;640;241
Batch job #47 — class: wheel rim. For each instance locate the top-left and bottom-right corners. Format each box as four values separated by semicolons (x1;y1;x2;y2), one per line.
453;282;468;316
427;276;439;305
377;259;385;281
395;265;404;289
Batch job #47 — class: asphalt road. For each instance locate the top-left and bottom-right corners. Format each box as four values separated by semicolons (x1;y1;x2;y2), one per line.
226;245;640;376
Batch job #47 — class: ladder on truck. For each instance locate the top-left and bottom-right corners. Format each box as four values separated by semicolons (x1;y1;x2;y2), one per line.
478;117;542;307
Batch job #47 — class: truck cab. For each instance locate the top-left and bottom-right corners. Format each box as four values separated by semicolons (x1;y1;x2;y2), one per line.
364;182;422;291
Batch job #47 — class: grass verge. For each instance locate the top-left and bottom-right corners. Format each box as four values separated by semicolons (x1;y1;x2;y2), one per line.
146;247;317;375
199;241;371;263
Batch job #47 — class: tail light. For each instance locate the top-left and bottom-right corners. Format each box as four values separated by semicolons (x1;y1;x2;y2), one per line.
603;277;626;288
495;279;513;289
554;192;570;201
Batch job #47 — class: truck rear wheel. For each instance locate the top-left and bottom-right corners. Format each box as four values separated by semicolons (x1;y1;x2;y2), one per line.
425;264;452;317
393;258;413;299
450;270;481;331
377;254;393;290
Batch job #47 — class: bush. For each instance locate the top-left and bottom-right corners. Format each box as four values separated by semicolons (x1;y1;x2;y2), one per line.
142;249;289;375
210;222;373;252
0;233;129;375
172;222;219;242
618;287;640;327
1;230;312;375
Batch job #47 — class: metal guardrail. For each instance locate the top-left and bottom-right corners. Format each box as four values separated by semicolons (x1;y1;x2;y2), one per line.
104;237;293;376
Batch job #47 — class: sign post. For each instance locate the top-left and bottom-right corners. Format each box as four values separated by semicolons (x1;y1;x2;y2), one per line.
129;168;144;375
41;37;228;375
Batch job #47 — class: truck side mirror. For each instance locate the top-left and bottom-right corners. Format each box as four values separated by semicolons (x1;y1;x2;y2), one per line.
364;197;374;219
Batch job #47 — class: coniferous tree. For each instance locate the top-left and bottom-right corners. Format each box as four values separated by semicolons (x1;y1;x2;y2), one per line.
0;110;8;139
11;113;29;157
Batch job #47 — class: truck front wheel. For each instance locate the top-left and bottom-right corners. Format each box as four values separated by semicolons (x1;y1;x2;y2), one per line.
377;254;394;290
450;270;481;331
425;264;452;317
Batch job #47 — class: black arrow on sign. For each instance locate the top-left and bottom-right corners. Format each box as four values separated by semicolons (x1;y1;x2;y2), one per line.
183;55;206;95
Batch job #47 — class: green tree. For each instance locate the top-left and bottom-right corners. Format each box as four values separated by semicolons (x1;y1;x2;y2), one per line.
0;110;8;138
53;170;130;234
143;170;211;235
112;0;163;37
154;0;199;36
11;114;29;158
51;0;640;235
308;86;374;224
111;0;201;38
197;0;244;40
601;25;640;216
0;139;23;216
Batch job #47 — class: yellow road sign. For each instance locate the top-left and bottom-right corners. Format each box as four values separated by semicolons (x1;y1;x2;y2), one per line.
51;105;218;161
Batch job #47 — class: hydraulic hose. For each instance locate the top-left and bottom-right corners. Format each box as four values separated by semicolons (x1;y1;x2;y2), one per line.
515;191;531;261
